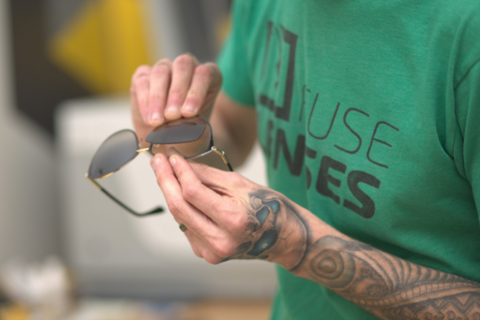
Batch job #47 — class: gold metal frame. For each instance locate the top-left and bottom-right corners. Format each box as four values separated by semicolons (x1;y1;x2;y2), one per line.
85;116;233;217
89;147;150;181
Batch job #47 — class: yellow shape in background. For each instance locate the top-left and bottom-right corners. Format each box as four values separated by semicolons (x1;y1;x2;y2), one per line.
0;304;29;320
48;0;153;94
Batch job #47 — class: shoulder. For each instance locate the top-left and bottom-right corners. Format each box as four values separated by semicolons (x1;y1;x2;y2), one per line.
437;0;480;83
411;0;480;88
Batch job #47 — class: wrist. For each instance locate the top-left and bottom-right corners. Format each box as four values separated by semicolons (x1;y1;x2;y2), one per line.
266;200;311;270
272;203;333;274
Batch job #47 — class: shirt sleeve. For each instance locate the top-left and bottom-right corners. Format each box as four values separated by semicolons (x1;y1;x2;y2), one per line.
216;0;256;107
454;59;480;219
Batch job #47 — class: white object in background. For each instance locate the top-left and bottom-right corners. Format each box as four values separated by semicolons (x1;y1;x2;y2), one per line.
0;257;71;319
56;97;276;300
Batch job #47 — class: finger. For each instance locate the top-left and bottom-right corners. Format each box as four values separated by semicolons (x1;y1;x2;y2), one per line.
190;162;244;194
181;63;222;117
151;154;219;236
165;147;244;195
164;147;236;191
168;154;231;225
165;54;199;121
148;59;172;127
131;65;152;124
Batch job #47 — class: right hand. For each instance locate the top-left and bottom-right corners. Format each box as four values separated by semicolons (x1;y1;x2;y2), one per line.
130;53;222;148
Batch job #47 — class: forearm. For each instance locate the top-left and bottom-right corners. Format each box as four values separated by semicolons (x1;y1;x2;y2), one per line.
209;91;257;169
229;189;480;319
285;204;480;319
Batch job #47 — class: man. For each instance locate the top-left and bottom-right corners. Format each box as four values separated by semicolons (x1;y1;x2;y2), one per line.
130;0;480;319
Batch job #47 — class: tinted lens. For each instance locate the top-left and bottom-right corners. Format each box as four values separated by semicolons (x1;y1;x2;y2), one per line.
148;117;212;158
88;130;138;179
146;117;207;144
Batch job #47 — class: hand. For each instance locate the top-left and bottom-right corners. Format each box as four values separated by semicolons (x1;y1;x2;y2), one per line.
150;151;309;269
130;54;222;148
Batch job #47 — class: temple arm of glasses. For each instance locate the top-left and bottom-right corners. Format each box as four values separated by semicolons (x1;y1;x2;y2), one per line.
211;147;234;172
187;146;234;172
85;175;164;216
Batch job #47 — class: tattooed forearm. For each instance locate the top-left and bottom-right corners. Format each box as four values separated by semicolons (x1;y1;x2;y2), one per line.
225;189;308;269
221;188;480;319
304;236;480;320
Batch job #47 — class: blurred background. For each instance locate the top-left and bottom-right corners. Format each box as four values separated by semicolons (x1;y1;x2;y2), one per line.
0;0;275;319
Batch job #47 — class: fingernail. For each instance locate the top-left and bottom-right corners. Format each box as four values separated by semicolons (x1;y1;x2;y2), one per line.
151;112;161;121
165;105;178;114
169;156;177;166
183;105;195;114
151;157;160;170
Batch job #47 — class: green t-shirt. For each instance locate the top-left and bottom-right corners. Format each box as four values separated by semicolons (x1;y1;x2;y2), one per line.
218;0;480;319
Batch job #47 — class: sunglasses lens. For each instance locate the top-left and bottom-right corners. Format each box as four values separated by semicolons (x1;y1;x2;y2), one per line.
146;117;207;143
88;130;138;179
147;117;211;158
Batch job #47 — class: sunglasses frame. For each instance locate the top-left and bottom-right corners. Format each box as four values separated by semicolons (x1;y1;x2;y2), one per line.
86;116;233;217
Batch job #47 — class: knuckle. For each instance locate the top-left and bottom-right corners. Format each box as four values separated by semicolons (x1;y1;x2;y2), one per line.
186;89;210;106
194;64;213;80
174;53;195;69
150;88;166;104
148;93;159;106
151;63;171;77
204;62;219;71
166;199;181;216
132;65;151;80
204;62;222;83
204;253;221;265
155;58;172;66
229;172;244;185
207;197;221;212
168;89;186;103
210;241;231;258
183;95;200;108
225;214;247;234
136;77;150;90
234;214;249;229
182;183;197;201
159;190;183;216
134;64;151;73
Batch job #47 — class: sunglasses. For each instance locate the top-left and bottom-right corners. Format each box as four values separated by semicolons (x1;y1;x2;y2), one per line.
86;116;233;217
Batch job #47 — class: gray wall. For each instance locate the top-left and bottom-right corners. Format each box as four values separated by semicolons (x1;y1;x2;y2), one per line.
0;0;59;264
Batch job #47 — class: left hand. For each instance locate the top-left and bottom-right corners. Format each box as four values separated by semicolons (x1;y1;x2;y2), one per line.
150;152;309;269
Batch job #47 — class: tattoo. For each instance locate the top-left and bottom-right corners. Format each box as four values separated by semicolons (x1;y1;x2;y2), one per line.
225;189;308;270
224;189;480;319
304;236;480;319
